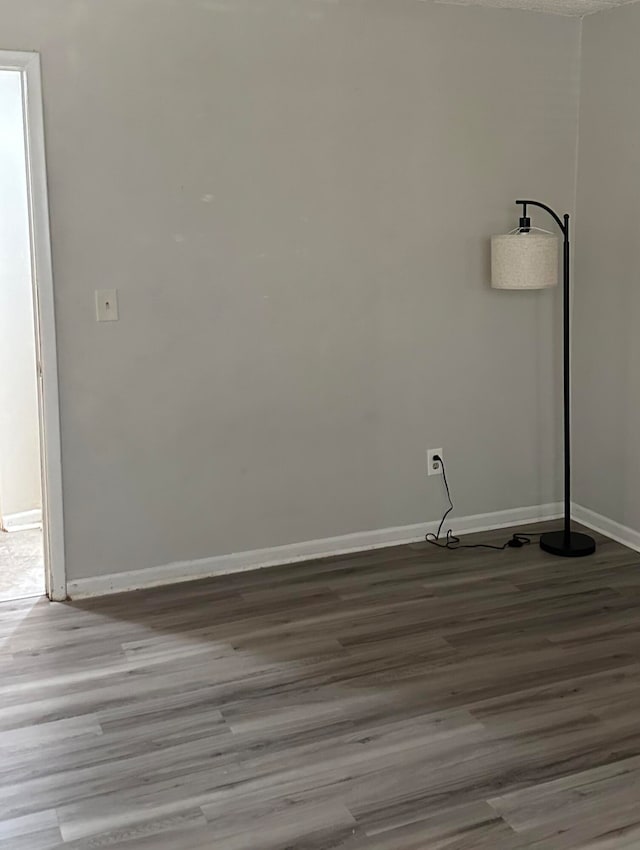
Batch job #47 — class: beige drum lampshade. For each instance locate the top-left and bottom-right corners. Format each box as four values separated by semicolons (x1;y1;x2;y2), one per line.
491;232;559;290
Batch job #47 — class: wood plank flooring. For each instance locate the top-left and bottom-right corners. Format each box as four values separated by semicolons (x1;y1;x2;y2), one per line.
2;522;640;848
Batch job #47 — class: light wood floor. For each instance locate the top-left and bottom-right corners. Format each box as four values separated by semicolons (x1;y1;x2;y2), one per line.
2;522;640;849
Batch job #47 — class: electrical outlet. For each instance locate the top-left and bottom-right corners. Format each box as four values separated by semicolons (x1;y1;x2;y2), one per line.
427;448;444;476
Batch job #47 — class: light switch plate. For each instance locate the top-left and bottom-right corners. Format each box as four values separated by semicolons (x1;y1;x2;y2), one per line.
96;289;119;322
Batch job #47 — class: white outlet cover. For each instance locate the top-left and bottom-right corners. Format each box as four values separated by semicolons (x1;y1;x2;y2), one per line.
427;449;444;476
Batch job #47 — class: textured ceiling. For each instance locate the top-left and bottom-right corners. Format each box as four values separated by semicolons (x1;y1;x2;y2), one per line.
435;0;640;15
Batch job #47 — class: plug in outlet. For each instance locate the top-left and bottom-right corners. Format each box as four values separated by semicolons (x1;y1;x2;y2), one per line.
427;448;444;476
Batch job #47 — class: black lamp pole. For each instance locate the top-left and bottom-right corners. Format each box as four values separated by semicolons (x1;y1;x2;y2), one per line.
515;199;595;558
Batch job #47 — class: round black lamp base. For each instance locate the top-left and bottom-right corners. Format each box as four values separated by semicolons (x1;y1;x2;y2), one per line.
539;530;596;558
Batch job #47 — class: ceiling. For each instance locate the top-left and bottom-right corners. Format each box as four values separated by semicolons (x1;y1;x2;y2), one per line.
435;0;640;15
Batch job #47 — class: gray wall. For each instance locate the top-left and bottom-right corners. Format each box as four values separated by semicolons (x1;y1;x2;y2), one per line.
0;0;581;581
574;3;640;531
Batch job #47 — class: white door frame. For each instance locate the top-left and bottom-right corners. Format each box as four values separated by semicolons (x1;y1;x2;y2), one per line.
0;50;66;601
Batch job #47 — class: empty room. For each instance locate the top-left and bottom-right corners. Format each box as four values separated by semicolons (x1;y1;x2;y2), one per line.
2;0;640;847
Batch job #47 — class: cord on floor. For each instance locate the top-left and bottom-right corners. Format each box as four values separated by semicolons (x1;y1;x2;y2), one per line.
425;455;539;552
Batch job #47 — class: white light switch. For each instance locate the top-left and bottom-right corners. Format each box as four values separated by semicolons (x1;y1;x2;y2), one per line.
95;289;119;322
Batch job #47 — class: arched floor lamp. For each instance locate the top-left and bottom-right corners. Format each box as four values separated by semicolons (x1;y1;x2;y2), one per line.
492;200;595;558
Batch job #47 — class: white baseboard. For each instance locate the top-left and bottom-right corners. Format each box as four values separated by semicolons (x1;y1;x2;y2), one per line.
572;503;640;554
66;501;563;599
1;508;42;532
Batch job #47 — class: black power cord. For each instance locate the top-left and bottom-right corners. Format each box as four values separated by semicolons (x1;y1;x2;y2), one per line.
425;455;539;551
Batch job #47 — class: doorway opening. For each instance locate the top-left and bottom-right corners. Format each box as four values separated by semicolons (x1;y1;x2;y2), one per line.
0;51;65;602
0;68;44;600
